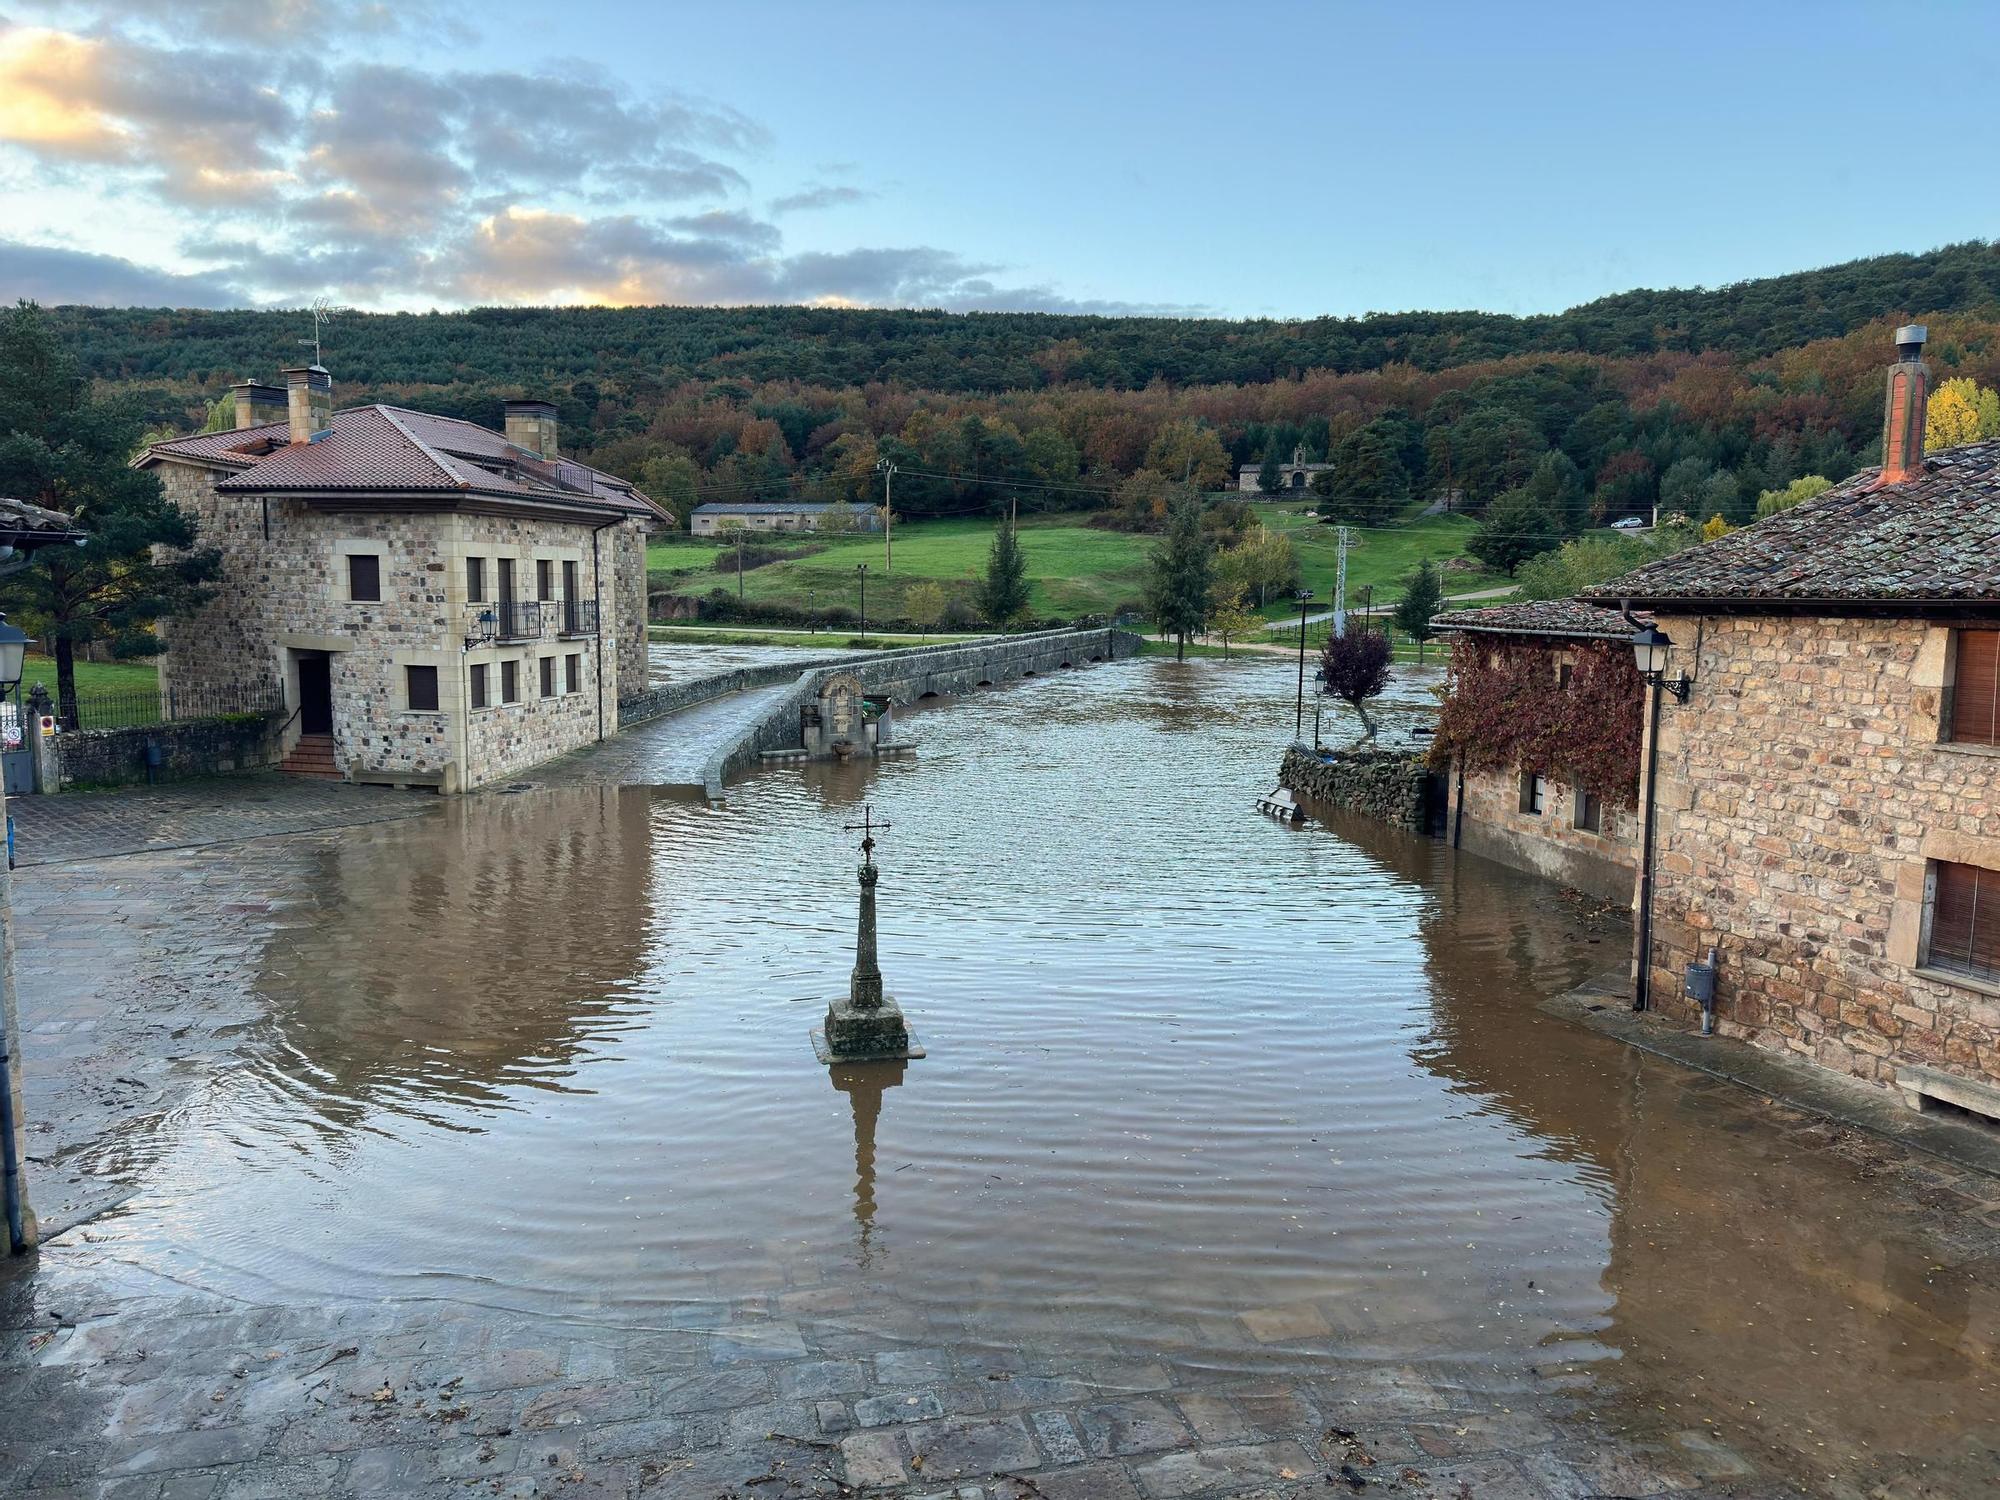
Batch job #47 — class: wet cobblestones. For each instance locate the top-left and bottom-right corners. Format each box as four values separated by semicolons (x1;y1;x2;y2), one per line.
0;1259;1790;1500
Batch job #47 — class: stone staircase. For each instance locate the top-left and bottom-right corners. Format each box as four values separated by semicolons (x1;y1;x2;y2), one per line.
279;733;341;780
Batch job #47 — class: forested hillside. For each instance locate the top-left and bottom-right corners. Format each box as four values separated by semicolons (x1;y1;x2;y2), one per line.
48;241;2000;391
49;241;2000;560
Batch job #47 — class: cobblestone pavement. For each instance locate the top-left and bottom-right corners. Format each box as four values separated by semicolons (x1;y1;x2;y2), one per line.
3;1255;1793;1500
8;774;438;867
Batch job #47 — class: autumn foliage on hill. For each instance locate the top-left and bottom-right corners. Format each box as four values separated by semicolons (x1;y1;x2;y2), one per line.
51;242;2000;540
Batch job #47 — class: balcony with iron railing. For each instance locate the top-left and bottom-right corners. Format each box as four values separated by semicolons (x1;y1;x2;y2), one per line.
557;599;599;637
463;600;545;644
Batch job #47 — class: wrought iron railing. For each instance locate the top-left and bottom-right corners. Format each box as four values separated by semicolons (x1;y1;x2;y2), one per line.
558;599;598;636
465;601;545;642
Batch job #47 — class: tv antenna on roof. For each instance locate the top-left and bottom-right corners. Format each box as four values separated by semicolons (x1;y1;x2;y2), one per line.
298;297;345;366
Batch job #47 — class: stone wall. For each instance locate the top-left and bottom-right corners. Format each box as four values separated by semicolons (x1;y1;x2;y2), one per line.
152;456;644;792
1278;744;1430;830
57;714;281;788
1448;763;1639;905
700;627;1144;800
1646;612;2000;1091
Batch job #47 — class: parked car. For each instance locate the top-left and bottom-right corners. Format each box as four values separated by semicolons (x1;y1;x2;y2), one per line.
1611;517;1647;530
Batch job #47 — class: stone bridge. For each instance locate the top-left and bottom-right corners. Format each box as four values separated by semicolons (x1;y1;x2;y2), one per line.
616;626;1143;802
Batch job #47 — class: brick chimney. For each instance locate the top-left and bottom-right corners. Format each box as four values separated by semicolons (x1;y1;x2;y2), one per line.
280;365;332;444
231;380;287;430
504;398;559;459
1878;324;1929;485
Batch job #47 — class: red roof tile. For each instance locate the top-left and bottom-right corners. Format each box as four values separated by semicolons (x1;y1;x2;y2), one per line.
143;405;664;521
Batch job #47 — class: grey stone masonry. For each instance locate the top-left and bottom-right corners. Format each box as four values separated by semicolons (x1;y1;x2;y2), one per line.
1278;743;1429;830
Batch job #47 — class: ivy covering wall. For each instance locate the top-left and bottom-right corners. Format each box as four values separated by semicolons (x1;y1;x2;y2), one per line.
1432;636;1644;805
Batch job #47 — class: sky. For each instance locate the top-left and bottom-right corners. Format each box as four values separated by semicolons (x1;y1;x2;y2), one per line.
1;0;1997;320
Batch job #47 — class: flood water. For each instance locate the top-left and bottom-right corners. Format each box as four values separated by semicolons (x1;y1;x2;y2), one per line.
64;655;2000;1489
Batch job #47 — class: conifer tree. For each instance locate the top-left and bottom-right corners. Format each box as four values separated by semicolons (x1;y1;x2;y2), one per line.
1145;493;1214;661
976;518;1030;626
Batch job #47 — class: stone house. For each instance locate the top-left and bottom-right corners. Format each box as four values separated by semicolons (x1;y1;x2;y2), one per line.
138;371;666;792
1583;326;2000;1103
1235;444;1335;493
690;501;880;536
1431;599;1645;904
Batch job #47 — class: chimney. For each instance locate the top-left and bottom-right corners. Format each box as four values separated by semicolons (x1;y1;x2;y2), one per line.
231;380;287;430
280;365;332;444
1878;324;1929;485
504;398;559;459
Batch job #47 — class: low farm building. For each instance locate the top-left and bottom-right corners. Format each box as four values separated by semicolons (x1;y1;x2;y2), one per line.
1585;326;2000;1103
1431;599;1645;904
690;502;879;536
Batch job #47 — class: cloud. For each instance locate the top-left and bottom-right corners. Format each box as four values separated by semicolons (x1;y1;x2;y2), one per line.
0;6;1182;314
770;184;875;215
0;238;247;305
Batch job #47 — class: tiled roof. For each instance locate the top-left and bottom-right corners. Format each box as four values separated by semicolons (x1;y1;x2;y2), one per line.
1432;598;1640;640
692;501;845;515
142;406;665;522
0;496;81;539
1579;440;2000;607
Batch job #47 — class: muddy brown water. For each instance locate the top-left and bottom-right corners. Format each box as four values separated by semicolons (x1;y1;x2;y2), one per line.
60;657;2000;1488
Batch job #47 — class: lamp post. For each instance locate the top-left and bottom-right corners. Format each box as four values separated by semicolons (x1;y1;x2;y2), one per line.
1360;584;1374;631
1312;666;1325;749
1629;621;1691;1013
1293;588;1315;740
856;562;868;642
0;617;26;703
808;588;816;636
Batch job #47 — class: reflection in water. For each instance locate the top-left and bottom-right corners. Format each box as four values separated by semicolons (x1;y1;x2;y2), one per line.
68;655;2000;1491
829;1060;904;1268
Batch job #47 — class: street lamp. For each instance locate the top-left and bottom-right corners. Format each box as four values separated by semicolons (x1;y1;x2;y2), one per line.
856;562;869;642
807;588;816;636
1292;588;1315;741
1629;618;1692;1014
0;616;27;702
1312;666;1325;749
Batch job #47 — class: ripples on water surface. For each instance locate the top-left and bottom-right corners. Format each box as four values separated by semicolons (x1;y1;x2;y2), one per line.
83;656;1996;1478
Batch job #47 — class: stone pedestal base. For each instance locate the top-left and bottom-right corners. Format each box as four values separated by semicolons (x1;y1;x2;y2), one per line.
813;994;925;1063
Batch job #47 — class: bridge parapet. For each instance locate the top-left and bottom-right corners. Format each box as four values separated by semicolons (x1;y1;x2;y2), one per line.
697;626;1141;802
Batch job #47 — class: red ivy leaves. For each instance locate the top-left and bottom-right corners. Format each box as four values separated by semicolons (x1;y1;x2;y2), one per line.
1432;637;1644;806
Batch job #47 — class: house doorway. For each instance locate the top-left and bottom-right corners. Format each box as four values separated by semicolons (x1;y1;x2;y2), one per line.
297;652;333;734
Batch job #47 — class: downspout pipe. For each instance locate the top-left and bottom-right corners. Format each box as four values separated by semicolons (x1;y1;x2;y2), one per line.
590;515;621;744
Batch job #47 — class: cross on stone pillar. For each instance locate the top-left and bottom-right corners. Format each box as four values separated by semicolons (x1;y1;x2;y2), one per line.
846;807;888;1009
814;804;924;1064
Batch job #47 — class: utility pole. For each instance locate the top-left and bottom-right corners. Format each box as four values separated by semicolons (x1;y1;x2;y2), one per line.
856;562;868;642
736;531;746;601
1333;525;1350;639
876;459;896;576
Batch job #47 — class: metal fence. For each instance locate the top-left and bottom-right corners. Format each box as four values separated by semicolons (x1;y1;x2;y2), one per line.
52;678;286;733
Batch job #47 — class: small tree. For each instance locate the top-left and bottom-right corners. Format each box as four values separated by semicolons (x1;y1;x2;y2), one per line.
1392;558;1445;664
976;518;1030;626
905;580;946;638
1320;628;1392;738
1257;450;1283;495
1207;579;1259;659
1467;488;1561;575
1144;493;1214;661
0;301;218;726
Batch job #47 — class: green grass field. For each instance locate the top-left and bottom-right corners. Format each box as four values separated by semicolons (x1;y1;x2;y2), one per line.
23;655;159;696
650;516;1151;621
651;504;1509;628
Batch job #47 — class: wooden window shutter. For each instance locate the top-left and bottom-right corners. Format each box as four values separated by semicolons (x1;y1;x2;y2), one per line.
1930;861;1998;982
1951;630;1998;746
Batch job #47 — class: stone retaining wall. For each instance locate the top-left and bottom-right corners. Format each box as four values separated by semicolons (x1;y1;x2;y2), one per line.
56;713;283;788
701;627;1144;800
1278;743;1429;830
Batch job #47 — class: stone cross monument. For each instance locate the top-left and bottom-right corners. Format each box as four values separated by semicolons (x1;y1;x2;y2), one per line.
813;806;924;1063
